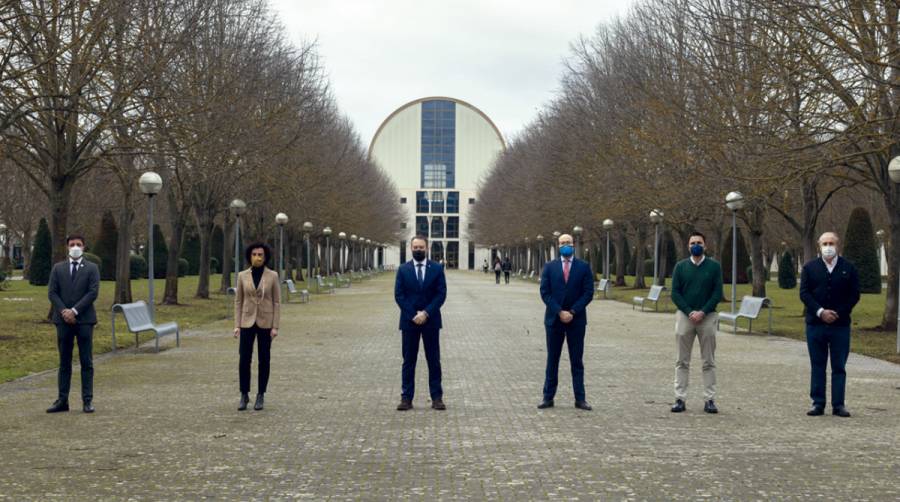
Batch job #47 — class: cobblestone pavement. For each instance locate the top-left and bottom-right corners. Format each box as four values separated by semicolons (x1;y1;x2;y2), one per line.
2;271;900;500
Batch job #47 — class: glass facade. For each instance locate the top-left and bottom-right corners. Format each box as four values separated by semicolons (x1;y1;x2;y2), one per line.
421;100;455;189
416;216;428;236
446;217;459;239
430;191;444;213
416;191;428;213
431;216;444;238
446;192;459;213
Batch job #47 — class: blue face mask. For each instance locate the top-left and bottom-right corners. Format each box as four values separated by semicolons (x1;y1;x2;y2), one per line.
559;245;574;257
690;244;704;257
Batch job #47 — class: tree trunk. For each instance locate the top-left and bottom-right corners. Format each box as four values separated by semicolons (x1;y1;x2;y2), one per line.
634;224;647;289
48;176;75;263
746;208;768;298
113;191;134;304
615;230;627;286
800;181;818;264
657;230;669;286
194;209;214;299
882;200;900;331
21;225;33;280
162;211;186;305
219;211;233;293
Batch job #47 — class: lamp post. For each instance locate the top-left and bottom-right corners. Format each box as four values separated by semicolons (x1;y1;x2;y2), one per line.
887;156;900;353
350;234;358;271
338;232;347;273
552;231;561;260
139;172;163;321
229;199;247;288
275;213;288;284
536;234;544;270
303;221;313;286
725;191;746;314
323;227;333;275
0;223;6;268
603;219;614;280
524;237;530;272
573;225;584;259
365;239;372;269
649;209;664;286
876;229;886;284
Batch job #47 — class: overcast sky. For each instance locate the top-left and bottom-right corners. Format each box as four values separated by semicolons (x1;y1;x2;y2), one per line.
269;0;634;147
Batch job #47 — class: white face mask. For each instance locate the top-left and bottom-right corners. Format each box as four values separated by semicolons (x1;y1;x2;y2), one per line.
820;245;837;259
68;246;84;259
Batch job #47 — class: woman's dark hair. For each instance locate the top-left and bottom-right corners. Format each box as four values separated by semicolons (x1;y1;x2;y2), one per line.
245;242;272;266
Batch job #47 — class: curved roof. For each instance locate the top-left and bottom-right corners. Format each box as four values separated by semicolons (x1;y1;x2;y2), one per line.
367;96;506;159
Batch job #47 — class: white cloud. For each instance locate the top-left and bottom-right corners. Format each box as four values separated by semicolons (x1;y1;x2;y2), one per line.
269;0;634;146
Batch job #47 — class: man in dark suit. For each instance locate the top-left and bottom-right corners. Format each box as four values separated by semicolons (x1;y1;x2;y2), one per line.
538;233;595;410
800;231;860;418
394;235;448;411
46;234;100;413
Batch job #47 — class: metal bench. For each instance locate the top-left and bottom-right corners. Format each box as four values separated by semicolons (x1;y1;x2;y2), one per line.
283;279;310;303
529;270;537;281
111;301;179;353
595;278;611;299
717;296;772;334
335;273;351;288
316;275;335;294
632;285;667;311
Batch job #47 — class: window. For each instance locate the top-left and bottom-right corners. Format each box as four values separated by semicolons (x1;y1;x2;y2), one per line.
446;242;459;269
400;197;407;204
416;216;428;236
446;192;459;214
431;216;444;238
416;191;428;213
400;241;407;264
430;191;444;213
421;100;455;189
431;241;444;262
446;216;459;238
468;223;475;230
468;241;475;270
468;198;475;204
400;222;407;229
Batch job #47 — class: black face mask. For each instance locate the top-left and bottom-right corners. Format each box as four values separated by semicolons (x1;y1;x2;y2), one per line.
412;250;426;262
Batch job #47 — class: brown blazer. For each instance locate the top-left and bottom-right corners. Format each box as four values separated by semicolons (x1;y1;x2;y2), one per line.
234;267;281;330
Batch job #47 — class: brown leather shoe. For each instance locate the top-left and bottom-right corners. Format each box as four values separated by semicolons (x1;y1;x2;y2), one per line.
396;399;413;411
431;398;446;410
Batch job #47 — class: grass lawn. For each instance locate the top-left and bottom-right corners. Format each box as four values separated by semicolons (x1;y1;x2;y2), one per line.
597;275;899;365
0;274;234;383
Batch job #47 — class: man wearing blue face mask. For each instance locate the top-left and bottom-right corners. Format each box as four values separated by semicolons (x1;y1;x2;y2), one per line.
538;233;595;410
670;231;723;414
800;232;860;418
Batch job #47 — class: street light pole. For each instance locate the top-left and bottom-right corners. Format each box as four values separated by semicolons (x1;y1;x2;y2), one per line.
139;172;163;321
323;227;332;276
229;199;247;291
603;219;614;280
573;225;584;260
649;210;663;286
303;221;313;286
887;156;900;353
726;191;746;314
275;213;289;286
338;232;347;273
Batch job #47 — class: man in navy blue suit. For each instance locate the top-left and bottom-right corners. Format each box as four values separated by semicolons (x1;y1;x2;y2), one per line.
394;235;448;411
800;231;860;418
538;233;595;410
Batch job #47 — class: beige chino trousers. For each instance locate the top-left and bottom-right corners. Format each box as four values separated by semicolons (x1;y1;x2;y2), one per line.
674;310;718;401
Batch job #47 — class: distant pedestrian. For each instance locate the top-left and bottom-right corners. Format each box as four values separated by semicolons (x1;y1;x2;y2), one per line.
483;259;489;274
494;258;502;284
800;232;860;418
502;257;512;284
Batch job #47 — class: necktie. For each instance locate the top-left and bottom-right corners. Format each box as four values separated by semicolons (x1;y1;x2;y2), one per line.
416;263;424;286
563;260;571;283
71;261;78;282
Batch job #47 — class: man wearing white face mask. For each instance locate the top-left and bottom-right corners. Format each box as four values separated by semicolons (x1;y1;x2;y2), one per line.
47;234;100;414
799;232;860;418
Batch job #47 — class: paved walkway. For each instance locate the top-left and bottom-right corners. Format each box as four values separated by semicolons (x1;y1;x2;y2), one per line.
1;271;899;500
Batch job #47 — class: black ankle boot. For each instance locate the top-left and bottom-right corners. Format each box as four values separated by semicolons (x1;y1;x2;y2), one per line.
238;393;249;411
254;393;264;411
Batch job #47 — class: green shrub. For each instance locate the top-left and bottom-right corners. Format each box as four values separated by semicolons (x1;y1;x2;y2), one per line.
29;218;52;286
130;254;147;280
83;252;102;273
722;227;750;284
210;257;220;274
142;225;168;279
178;258;189;277
778;251;797;289
843;207;881;293
94;211;118;280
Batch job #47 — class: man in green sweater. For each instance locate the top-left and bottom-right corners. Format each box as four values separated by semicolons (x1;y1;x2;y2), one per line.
670;231;724;414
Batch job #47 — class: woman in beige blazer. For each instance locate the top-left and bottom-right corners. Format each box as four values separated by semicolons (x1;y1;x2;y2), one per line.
234;242;280;411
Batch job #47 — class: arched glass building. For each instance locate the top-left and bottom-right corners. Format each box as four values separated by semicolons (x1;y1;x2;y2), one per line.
369;97;505;269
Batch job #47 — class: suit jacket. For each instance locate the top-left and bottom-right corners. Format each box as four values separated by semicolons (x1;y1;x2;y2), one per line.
540;257;594;327
394;260;447;331
234;267;281;330
799;256;860;327
48;260;100;325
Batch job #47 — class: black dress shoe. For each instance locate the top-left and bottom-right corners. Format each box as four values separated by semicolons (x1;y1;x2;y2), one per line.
537;399;554;409
46;400;69;413
396;399;413;411
238;393;249;411
575;400;592;411
83;402;95;413
807;405;825;416
431;398;446;410
671;399;686;413
833;405;851;417
254;393;264;411
704;400;718;414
